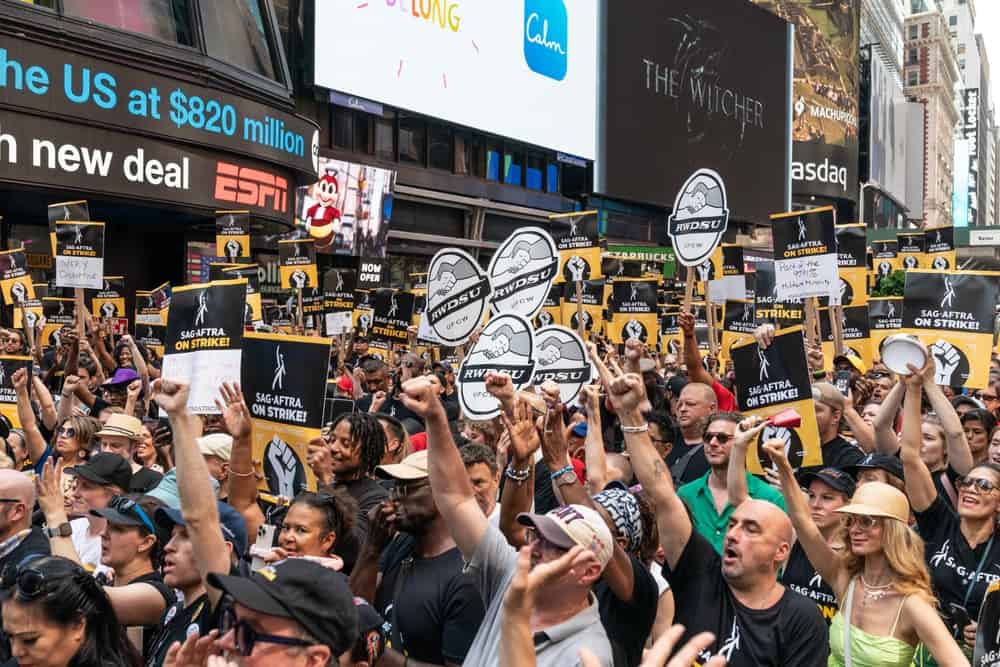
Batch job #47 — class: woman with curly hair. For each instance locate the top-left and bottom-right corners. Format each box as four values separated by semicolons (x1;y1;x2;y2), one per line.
765;435;965;666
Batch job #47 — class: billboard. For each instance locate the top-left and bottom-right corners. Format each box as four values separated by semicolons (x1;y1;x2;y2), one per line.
597;0;792;224
312;0;599;159
753;0;861;201
295;158;396;257
962;88;980;227
867;49;909;208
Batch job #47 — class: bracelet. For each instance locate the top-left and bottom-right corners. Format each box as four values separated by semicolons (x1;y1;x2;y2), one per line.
812;370;828;380
550;464;575;479
621;424;649;433
229;468;257;478
504;463;531;483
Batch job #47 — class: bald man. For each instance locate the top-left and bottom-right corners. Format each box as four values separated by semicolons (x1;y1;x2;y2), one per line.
627;405;828;665
0;469;50;571
668;382;718;484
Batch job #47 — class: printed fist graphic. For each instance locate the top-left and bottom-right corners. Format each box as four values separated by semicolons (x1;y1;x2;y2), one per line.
291;270;309;289
933;257;948;270
567;256;586;282
930;340;960;385
267;437;300;498
625;319;644;341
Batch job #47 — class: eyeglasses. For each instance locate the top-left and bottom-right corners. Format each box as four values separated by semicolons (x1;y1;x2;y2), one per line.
57;427;76;438
957;476;999;493
703;432;733;445
983;394;1000;402
844;515;881;531
107;496;156;533
220;607;317;657
391;480;429;499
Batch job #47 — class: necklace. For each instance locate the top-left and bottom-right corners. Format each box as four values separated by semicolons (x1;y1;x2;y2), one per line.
860;575;894;605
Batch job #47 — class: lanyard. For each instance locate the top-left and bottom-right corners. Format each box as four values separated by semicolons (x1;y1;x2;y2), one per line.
963;533;995;608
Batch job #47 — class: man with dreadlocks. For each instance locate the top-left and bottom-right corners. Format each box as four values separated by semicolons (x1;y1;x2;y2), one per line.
327;412;389;573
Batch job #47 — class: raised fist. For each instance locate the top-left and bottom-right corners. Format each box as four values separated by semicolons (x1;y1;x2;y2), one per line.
931;339;960;385
567;256;586;282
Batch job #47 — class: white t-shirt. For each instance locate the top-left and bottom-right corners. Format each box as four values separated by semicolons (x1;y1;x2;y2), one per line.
71;518;112;579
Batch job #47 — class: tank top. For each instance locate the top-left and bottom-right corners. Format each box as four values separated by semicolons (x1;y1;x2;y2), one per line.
828;578;916;667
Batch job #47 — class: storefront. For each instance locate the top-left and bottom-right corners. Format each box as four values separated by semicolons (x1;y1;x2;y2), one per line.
0;0;319;316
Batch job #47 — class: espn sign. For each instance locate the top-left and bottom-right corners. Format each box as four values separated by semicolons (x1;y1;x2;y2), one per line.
214;162;289;213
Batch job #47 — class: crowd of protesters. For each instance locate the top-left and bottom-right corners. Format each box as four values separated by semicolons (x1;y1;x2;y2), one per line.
2;303;1000;666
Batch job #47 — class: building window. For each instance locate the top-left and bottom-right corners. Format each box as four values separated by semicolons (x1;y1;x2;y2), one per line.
949;15;957;25
354;113;372;154
907;70;919;86
428;123;454;171
908;24;918;40
62;0;195;45
907;48;918;65
332;107;354;149
486;141;501;181
398;114;426;165
503;147;523;186
525;153;544;191
455;133;485;178
200;1;280;79
958;43;966;54
375;111;396;161
959;60;965;70
922;22;929;38
546;160;560;194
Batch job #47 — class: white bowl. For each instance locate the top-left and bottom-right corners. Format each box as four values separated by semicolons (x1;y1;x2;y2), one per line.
881;334;926;375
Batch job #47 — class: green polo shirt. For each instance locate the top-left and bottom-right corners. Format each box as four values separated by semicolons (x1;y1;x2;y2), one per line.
676;471;788;554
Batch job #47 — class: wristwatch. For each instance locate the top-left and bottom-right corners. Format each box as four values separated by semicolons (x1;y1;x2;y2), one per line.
46;522;72;538
553;470;579;487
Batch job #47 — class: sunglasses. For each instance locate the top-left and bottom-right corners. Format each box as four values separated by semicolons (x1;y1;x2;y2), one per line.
57;427;76;438
391;480;429;499
220;607;316;657
844;515;881;531
107;496;156;533
957;477;999;493
703;432;733;445
983;394;1000;402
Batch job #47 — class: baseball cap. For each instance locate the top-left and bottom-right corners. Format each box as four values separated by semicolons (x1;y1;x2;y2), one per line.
571;422;588;438
90;495;157;533
208;559;358;656
517;504;614;570
666;375;688;397
834;353;868;375
811;383;845;411
96;414;143;441
846;453;904;483
797;467;856;498
198;433;233;461
66;453;133;492
103;367;140;387
146;469;220;509
835;481;909;523
375;450;428;481
155;500;248;556
953;395;986;411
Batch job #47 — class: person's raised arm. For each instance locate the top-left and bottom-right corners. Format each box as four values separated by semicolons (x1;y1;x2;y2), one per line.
153;380;229;609
31;375;57;432
678;311;712;388
400;376;486;560
36;457;82;564
727;418;768;508
497;398;540;549
13;368;47;466
873;380;905;455
580;376;609;496
761;439;848;597
215;383;263;539
124;380;141;420
900;362;937;513
93;322;115;373
842;395;875;453
923;374;973;476
592;351;690;570
55;374;80;424
122;335;150;398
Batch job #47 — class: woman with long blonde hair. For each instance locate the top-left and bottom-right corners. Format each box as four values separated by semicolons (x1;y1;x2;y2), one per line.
764;437;965;666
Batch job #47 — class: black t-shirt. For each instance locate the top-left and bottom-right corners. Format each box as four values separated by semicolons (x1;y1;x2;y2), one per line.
666;530;829;666
667;434;709;485
335;476;389;574
799;436;865;476
130;467;163;494
594;555;659;667
374;534;485;664
127;571;176;661
933;466;962;512
781;542;838;624
356;394;424;427
145;594;219;667
915;496;1000;622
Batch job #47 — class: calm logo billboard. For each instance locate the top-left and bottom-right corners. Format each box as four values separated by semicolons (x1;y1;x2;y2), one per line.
524;0;567;81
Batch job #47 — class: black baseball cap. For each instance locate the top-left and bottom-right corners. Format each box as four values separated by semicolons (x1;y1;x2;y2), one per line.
797;467;856;498
90;496;157;533
208;559;358;656
66;453;133;492
845;453;904;483
666;375;689;397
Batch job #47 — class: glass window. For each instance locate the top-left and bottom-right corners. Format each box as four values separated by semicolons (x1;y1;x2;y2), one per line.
375;111;396;161
503;147;523;186
332;107;354;149
907;70;919;86
949;15;957;25
428;123;453;171
546;161;560;194
354;113;372;154
62;0;194;45
908;24;918;40
921;22;929;38
958;43;966;54
399;114;426;165
271;0;298;57
907;48;918;64
15;0;57;8
455;133;485;178
525;153;544;191
200;0;278;79
486;141;501;181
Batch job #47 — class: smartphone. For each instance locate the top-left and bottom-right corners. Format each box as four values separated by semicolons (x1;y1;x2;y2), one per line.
250;524;277;571
946;603;971;639
834;370;851;396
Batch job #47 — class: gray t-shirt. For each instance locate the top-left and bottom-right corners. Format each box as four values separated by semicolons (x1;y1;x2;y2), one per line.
461;523;613;666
